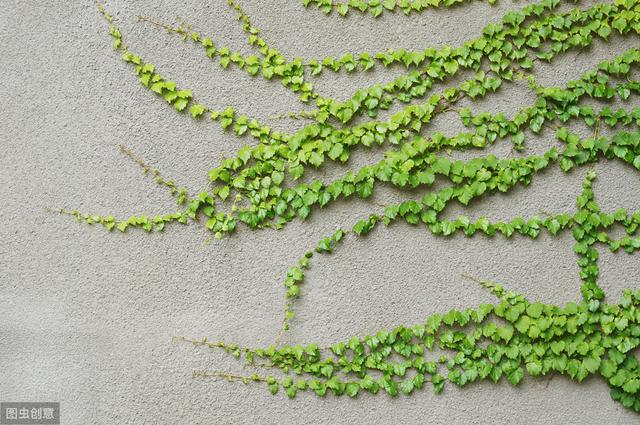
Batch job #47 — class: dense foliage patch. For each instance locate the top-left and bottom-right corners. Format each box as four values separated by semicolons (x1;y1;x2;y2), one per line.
61;0;640;411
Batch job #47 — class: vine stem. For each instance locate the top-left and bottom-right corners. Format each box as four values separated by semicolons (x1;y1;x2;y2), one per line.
460;272;502;296
46;207;82;218
137;15;177;33
119;144;157;176
118;144;191;204
172;335;248;353
192;370;269;383
274;303;291;347
538;209;555;218
594;117;602;140
266;111;318;120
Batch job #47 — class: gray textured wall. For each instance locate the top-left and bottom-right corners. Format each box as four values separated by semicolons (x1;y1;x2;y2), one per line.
2;0;640;423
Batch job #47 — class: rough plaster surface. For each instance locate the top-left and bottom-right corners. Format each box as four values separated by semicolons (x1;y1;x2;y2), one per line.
1;0;640;424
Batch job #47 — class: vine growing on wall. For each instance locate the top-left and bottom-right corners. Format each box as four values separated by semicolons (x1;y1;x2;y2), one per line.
60;0;640;411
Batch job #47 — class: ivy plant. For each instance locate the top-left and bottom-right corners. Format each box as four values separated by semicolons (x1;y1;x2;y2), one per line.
57;0;640;412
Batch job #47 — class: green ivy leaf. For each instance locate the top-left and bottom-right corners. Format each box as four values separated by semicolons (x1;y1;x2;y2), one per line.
173;98;189;112
507;367;524;386
189;104;206;118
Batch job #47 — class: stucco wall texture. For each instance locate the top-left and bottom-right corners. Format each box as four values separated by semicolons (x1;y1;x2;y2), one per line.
2;0;640;423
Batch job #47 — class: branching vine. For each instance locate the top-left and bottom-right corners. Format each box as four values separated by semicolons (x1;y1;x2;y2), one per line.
300;0;491;18
60;0;640;412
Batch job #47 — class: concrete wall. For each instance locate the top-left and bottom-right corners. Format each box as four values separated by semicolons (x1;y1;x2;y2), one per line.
1;0;640;423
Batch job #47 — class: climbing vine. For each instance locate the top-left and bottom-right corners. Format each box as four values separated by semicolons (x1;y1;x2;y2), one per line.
59;0;640;412
300;0;490;17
